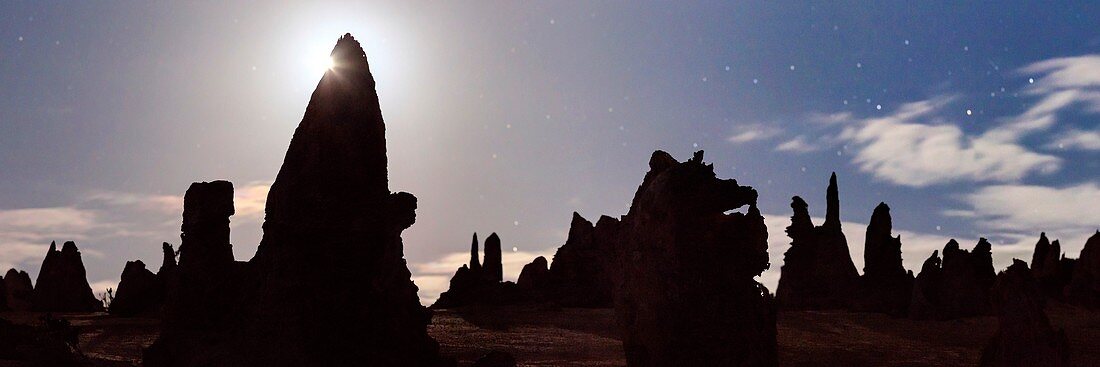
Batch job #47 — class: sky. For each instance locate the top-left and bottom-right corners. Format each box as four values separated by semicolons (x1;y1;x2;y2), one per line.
1;2;1098;305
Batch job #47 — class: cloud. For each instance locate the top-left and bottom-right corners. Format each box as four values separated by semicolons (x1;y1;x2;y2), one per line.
774;136;822;153
1019;55;1100;95
787;54;1100;187
834;97;1062;187
727;124;782;144
1048;129;1100;151
951;182;1100;236
231;181;272;226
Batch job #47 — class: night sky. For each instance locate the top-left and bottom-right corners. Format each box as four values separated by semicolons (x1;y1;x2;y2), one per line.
2;2;1098;304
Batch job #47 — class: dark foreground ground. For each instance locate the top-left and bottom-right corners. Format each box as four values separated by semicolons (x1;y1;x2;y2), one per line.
2;302;1098;366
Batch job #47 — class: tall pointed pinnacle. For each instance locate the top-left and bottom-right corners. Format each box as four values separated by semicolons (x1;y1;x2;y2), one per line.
1031;232;1050;270
263;32;389;229
823;172;841;230
469;233;481;271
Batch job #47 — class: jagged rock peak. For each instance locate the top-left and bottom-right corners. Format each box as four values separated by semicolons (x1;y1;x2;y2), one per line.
469;233;481;271
823;172;841;230
331;33;368;66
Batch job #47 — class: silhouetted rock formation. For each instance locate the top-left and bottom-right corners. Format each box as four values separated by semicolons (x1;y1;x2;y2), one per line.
32;241;102;312
433;232;521;308
909;239;995;320
159;242;177;277
469;233;481;273
1067;231;1100;308
109;260;159;317
858;202;914;315
150;34;446;367
776;173;860;310
4;269;33;311
614;150;776;367
545;212;618;307
145;180;246;366
482;233;504;283
110;243;178;317
517;256;550;292
979;260;1070;367
1029;233;1076;300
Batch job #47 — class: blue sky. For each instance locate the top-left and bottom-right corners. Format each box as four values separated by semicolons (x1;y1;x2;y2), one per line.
1;2;1098;303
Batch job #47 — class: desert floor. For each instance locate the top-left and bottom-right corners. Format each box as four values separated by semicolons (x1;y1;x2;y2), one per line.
3;302;1098;366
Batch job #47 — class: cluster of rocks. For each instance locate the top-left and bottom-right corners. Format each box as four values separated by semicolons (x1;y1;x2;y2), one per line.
978;259;1071;367
775;174;861;310
32;241;103;312
0;244;97;313
144;34;447;367
110;242;177;316
3;269;33;311
775;173;917;315
909;239;996;320
431;233;523;308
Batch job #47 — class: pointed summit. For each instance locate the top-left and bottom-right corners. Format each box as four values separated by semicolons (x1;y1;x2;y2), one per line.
263;33;389;230
330;33;367;66
824;172;841;230
469;233;481;271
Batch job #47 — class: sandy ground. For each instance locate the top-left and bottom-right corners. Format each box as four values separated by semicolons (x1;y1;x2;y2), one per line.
1;302;1097;366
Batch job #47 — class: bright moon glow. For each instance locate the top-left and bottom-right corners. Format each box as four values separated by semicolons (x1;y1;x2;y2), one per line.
306;55;336;74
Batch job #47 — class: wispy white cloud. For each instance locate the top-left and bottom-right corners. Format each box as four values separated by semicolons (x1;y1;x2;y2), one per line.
785;54;1100;187
727;123;783;144
774;136;822;153
1048;129;1100;151
834;97;1062;187
949;183;1100;243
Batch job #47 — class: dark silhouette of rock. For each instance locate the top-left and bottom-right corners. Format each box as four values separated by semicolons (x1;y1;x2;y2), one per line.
482;233;503;283
517;256;550;291
32;241;102;312
471;351;516;367
148;34;446;367
858;202;914;315
145;180;247;366
109;260;160;317
909;239;995;320
469;233;481;273
4;269;33;311
1067;231;1100;308
776;173;860;310
111;243;179;317
979;260;1070;367
1029;233;1076;300
614;150;776;367
433;232;523;308
546;212;617;307
433;233;487;308
159;242;177;277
